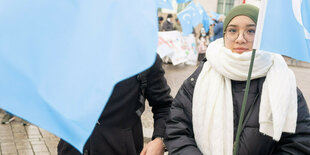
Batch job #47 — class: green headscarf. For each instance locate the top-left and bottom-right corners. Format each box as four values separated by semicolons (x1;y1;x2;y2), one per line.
223;4;259;33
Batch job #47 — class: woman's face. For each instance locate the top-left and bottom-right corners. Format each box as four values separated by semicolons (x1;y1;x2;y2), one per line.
224;15;256;54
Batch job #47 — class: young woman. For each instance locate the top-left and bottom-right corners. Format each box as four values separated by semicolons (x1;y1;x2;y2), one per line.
165;4;310;155
197;27;210;62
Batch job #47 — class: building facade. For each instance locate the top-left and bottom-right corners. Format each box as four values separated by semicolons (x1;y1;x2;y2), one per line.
161;0;261;15
197;0;261;15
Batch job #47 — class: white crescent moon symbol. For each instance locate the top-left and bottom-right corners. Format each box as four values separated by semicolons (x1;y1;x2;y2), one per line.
183;14;191;24
292;0;310;39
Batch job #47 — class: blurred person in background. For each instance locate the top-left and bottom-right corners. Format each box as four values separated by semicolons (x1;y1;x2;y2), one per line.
173;18;182;32
197;27;209;62
158;16;164;31
162;14;174;31
213;15;224;40
208;24;215;42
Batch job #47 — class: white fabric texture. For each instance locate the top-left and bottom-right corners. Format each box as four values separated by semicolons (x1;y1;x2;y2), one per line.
192;38;297;155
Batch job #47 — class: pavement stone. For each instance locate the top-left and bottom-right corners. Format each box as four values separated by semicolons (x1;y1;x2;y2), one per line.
0;112;59;155
1;57;309;154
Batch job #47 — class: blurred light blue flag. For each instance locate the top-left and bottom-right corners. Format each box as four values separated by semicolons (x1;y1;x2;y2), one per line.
157;0;173;10
195;3;210;32
177;2;203;35
254;0;310;62
189;2;203;27
0;0;158;153
176;0;191;3
202;12;211;33
178;6;194;35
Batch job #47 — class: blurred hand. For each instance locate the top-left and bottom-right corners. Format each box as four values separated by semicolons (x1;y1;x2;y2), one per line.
140;138;165;155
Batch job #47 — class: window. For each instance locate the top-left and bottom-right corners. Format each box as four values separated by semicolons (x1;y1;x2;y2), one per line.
177;1;191;13
217;0;235;15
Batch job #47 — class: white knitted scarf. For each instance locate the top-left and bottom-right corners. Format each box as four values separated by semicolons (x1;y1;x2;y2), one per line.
192;38;297;155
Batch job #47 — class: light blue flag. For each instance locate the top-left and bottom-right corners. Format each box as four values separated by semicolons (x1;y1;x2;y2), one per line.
0;0;157;153
157;0;173;10
202;12;211;33
177;2;203;35
176;0;191;3
178;6;194;35
188;2;203;27
254;0;310;62
195;3;210;32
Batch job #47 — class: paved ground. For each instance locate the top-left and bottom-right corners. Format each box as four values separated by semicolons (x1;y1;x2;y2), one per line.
0;113;59;155
1;57;309;155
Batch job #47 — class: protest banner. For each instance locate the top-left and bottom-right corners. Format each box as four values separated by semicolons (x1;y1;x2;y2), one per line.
157;31;198;65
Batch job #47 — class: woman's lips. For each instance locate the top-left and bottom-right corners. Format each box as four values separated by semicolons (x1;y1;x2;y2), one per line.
233;48;248;53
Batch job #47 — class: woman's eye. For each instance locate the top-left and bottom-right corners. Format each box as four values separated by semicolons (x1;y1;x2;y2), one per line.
228;29;237;33
247;29;256;34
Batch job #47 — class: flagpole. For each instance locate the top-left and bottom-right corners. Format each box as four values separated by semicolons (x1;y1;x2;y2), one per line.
233;49;256;155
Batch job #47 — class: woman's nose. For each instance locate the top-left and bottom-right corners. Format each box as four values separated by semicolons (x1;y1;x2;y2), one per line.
235;31;246;44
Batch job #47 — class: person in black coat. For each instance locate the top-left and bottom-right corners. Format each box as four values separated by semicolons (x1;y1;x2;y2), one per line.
58;54;172;155
164;4;310;155
162;14;174;31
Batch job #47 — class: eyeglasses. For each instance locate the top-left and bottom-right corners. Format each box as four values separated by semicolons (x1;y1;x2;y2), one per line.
224;28;256;42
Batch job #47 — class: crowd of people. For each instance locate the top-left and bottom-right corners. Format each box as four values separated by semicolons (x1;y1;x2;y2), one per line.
157;13;225;63
1;4;310;155
158;14;182;32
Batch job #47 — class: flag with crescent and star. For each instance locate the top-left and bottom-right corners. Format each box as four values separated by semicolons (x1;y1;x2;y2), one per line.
177;1;204;35
254;0;310;62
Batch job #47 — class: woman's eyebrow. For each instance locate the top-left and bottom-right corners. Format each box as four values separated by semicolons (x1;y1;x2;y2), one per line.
247;24;256;27
227;24;256;28
227;24;237;27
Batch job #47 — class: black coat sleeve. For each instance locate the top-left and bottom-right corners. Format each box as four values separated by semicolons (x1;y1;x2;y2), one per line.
162;21;169;31
145;54;173;139
272;88;310;155
165;64;204;155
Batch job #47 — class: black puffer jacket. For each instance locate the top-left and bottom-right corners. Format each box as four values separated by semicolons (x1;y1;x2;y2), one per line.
58;55;173;155
165;60;310;155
